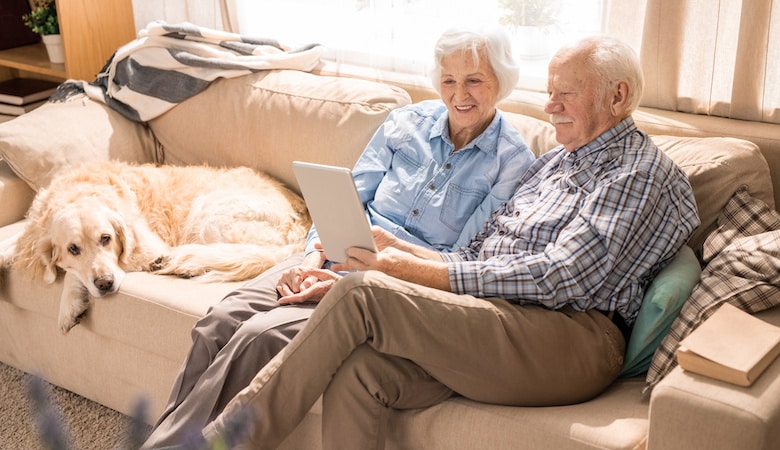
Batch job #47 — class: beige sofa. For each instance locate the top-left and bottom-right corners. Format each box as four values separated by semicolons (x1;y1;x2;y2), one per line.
1;68;780;450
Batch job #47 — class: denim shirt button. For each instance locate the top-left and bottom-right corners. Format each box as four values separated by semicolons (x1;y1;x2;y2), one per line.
412;209;419;216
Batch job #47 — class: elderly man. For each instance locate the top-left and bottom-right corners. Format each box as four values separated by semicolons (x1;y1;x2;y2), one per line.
201;35;700;450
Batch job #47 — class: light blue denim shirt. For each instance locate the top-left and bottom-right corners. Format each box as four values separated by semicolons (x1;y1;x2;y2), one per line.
305;99;535;255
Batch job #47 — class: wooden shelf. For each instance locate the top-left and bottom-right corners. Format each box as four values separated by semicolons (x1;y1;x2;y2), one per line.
0;43;66;79
0;0;136;82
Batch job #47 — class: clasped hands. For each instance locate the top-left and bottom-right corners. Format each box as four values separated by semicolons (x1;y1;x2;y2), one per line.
275;226;414;305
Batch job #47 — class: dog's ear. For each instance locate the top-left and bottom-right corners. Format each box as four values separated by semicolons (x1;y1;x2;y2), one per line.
38;238;59;284
109;212;134;265
13;219;60;284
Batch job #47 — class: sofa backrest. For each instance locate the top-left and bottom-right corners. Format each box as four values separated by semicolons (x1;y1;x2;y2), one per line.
0;69;773;258
148;69;412;194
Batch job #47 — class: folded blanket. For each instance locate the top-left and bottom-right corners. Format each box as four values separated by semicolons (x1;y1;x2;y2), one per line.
51;21;324;122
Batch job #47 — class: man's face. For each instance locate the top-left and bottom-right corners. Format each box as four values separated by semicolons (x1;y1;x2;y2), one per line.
544;54;616;152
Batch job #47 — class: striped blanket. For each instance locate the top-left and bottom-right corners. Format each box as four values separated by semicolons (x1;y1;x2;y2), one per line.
51;21;324;122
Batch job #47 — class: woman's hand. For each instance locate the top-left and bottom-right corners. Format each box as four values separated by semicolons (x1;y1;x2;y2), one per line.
277;268;343;305
275;245;327;297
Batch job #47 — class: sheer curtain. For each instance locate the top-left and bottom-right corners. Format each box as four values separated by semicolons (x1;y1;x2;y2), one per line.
608;0;779;124
167;0;778;125
131;0;227;35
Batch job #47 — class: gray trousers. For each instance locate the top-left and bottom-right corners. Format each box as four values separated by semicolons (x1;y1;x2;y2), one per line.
204;270;625;450
144;253;315;448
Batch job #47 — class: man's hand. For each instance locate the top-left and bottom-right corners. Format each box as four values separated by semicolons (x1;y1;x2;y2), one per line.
331;241;451;292
330;245;413;275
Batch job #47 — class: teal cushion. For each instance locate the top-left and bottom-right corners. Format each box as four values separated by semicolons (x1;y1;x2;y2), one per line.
620;246;702;377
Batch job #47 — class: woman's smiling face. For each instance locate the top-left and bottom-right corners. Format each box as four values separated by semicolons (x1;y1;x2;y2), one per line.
439;48;499;144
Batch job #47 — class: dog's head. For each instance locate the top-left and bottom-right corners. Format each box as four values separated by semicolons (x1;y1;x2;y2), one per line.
36;198;134;297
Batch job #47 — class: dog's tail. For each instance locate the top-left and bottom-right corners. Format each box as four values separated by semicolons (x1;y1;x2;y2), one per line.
151;243;303;282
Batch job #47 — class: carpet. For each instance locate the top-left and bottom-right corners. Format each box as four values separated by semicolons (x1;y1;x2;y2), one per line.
0;362;151;449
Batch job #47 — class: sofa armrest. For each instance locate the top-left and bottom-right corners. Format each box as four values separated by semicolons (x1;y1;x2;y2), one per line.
648;307;780;450
0;159;33;227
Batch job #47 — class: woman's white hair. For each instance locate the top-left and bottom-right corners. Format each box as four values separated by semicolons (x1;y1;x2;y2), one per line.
429;26;519;102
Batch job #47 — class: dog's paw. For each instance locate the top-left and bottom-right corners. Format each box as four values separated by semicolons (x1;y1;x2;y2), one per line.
59;318;77;335
150;254;202;278
58;313;82;335
58;303;89;335
150;256;169;272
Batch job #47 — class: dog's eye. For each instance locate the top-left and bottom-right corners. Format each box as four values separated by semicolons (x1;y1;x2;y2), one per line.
100;234;111;246
68;244;80;256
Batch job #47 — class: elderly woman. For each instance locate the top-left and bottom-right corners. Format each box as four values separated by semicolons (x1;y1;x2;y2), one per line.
142;26;534;449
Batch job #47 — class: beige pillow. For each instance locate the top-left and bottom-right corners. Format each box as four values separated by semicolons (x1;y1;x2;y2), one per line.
654;135;775;254
0;96;156;191
503;111;558;157
150;69;412;194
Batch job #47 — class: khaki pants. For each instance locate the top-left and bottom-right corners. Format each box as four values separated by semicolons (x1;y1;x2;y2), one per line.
204;270;625;450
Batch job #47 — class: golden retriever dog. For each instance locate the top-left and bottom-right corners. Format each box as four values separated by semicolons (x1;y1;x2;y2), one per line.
4;161;311;334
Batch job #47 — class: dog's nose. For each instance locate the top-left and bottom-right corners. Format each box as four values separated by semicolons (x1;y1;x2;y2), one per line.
94;275;114;293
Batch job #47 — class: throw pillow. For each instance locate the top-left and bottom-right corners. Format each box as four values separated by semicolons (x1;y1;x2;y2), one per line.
620;245;701;378
644;187;780;392
0;95;155;191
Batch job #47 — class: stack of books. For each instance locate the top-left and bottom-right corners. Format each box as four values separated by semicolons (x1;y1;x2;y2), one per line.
0;78;60;116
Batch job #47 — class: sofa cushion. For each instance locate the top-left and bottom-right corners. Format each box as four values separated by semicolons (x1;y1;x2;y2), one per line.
645;187;780;392
0;97;156;191
385;378;650;450
621;245;701;377
149;69;412;194
502;112;558;156
653;135;775;255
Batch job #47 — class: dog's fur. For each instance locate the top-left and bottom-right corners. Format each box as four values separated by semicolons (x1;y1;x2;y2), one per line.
2;161;311;334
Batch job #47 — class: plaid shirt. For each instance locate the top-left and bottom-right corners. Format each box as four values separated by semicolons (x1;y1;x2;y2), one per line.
443;117;700;325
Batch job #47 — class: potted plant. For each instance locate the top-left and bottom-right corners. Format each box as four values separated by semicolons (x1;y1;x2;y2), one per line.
22;0;64;64
499;0;561;59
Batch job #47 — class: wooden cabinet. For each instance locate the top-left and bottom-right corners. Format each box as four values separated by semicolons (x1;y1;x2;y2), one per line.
0;0;136;81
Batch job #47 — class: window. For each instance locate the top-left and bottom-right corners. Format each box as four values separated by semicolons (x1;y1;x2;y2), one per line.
233;0;606;91
228;0;780;124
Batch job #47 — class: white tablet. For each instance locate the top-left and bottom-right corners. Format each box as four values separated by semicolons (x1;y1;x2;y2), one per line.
293;161;377;263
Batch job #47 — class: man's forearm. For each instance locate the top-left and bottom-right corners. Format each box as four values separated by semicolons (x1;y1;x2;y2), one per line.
384;254;451;292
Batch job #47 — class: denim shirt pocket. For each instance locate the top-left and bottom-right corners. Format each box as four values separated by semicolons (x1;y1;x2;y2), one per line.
441;182;489;232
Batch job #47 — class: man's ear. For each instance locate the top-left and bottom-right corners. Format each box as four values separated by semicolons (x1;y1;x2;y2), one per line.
610;80;631;117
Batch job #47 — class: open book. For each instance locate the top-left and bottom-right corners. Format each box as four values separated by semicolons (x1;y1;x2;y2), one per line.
676;303;780;387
